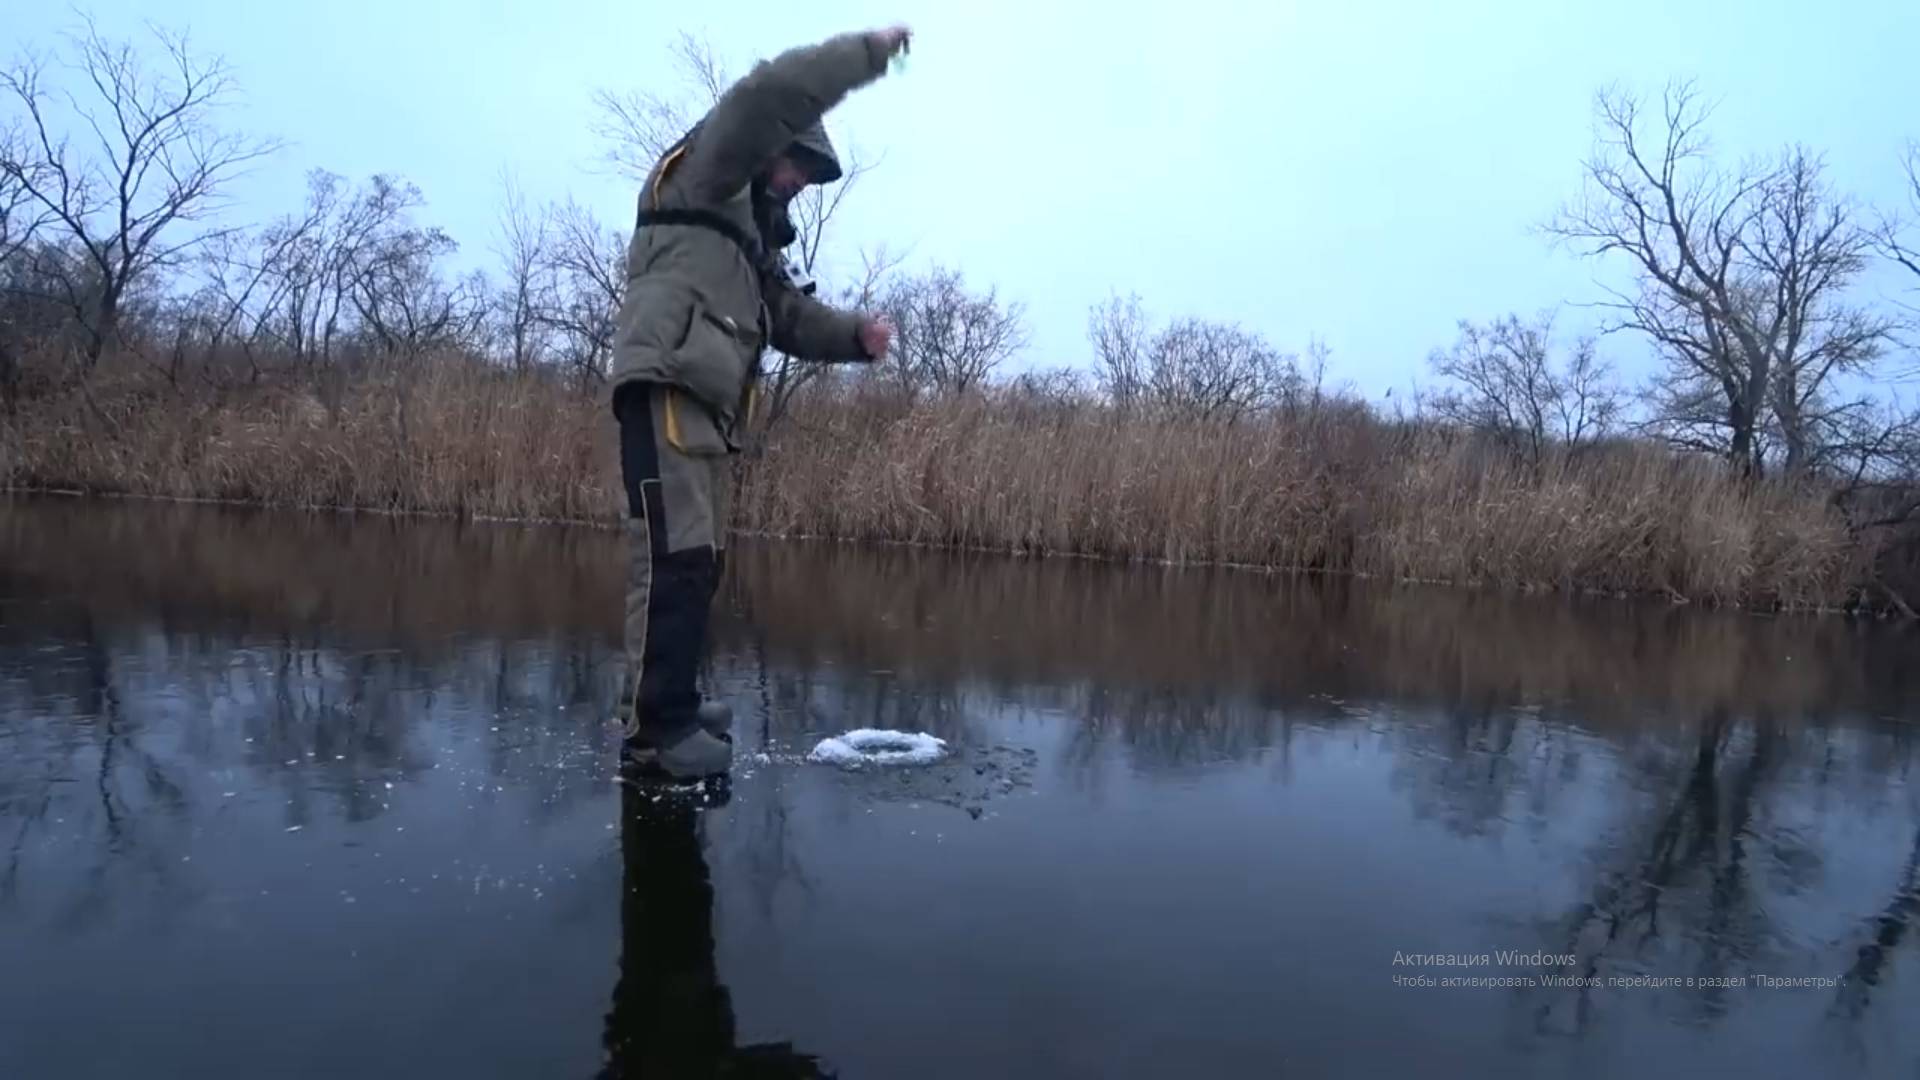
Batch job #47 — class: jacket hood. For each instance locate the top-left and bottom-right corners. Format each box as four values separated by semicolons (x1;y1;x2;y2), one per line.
785;120;843;185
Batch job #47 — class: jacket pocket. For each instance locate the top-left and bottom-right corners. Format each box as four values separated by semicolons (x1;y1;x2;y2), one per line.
672;301;755;419
616;278;752;417
659;387;731;457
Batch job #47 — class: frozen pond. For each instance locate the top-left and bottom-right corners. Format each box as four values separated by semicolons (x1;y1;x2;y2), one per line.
2;496;1917;1078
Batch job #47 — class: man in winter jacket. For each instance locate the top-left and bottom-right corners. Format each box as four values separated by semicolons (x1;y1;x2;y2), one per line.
608;25;910;778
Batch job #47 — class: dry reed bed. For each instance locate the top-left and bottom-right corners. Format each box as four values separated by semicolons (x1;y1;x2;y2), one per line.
744;385;1861;609
0;355;1867;610
3;361;614;521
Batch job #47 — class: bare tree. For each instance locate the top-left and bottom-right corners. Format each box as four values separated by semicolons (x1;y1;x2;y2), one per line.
1303;336;1333;415
1824;400;1920;493
0;119;50;406
1089;293;1299;422
1549;81;1896;476
307;173;441;364
881;265;1027;393
491;170;549;372
1748;153;1899;472
276;172;472;366
1881;144;1920;389
0;121;46;263
0;15;279;371
534;198;625;386
345;223;482;362
1428;312;1622;468
1143;316;1298;423
589;32;728;182
181;169;348;383
1089;292;1149;410
185;170;480;372
1881;141;1920;286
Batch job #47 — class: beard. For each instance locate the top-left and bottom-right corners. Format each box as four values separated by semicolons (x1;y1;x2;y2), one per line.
750;179;798;253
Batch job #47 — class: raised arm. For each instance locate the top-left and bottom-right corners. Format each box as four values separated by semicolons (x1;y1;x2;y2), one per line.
676;29;902;203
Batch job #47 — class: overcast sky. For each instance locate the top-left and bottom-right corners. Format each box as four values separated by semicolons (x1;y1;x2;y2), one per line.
11;0;1919;396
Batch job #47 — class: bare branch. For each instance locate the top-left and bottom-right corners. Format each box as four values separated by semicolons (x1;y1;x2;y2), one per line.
0;17;279;369
1089;292;1149;409
882;265;1028;394
0;121;55;264
790;140;877;275
1549;82;1895;473
489;168;549;371
588;31;731;182
1142;316;1299;422
1427;311;1620;468
531;198;626;385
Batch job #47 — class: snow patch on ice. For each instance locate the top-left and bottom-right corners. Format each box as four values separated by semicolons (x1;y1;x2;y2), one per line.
808;729;948;769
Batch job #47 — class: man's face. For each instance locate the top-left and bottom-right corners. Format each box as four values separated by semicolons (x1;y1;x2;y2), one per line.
766;155;810;202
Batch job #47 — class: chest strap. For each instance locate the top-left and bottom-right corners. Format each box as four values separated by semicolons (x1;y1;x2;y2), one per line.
633;207;770;277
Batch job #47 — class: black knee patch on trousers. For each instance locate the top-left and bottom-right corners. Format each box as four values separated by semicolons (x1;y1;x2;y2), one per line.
637;546;716;736
616;383;716;741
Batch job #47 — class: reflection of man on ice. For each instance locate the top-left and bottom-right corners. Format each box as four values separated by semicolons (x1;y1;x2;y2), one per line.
599;783;831;1078
608;25;911;780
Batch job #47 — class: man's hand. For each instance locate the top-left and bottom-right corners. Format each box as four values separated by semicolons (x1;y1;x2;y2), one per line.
870;24;912;58
857;317;893;361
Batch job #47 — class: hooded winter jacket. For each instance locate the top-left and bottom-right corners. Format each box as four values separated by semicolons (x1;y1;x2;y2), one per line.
607;31;892;452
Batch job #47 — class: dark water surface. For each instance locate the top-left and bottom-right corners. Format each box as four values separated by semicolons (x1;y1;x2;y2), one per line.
3;496;1918;1079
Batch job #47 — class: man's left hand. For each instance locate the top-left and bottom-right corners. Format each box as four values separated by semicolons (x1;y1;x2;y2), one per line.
857;317;893;360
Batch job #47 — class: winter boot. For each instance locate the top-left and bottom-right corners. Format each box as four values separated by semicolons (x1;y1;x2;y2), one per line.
696;699;733;737
621;726;734;780
615;690;731;739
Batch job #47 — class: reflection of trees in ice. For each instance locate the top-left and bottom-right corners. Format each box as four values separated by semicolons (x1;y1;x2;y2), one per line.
1519;711;1920;1048
5;497;1919;1064
1831;825;1920;1022
1547;716;1785;1026
709;637;816;925
1070;684;1296;773
711;634;984;752
0;612;199;930
0;603;626;927
1379;702;1599;843
792;610;1920;1055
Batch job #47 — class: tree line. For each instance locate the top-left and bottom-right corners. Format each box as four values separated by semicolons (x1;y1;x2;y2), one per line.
4;20;1918;518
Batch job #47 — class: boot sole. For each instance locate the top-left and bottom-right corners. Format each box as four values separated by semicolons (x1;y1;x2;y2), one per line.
617;758;734;793
616;767;732;808
618;756;731;779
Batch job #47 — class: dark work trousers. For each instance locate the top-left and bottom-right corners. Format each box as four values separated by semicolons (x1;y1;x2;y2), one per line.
614;382;729;747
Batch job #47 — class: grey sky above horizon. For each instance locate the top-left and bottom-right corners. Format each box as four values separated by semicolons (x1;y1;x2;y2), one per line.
11;0;1919;397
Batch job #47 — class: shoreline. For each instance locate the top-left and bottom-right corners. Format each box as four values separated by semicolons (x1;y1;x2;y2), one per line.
6;484;1886;620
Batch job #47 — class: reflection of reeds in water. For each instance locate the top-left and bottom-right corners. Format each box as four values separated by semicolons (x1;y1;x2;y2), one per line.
1;361;1880;608
726;540;1920;732
0;495;629;650
7;495;1915;743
